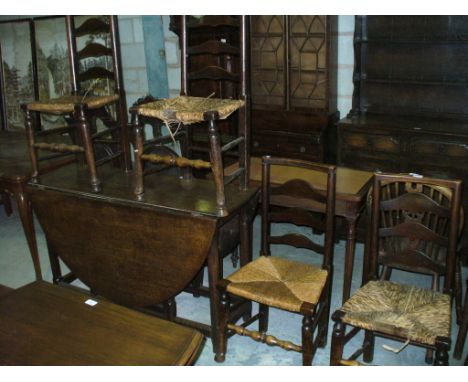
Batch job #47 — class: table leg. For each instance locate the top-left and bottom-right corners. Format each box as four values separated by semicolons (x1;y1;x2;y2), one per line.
2;192;13;216
342;216;357;304
15;184;42;281
207;234;222;356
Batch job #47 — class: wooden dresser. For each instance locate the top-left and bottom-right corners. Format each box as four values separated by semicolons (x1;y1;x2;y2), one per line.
337;16;468;259
250;16;339;162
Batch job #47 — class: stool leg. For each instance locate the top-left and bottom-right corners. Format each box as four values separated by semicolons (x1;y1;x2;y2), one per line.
258;303;269;333
434;337;450;366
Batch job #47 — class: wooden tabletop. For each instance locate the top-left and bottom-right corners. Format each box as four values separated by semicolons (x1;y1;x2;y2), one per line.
226;157;373;203
32;164;259;218
0;281;204;365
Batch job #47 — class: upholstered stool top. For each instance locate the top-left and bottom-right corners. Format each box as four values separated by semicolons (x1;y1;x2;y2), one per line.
225;256;328;313
26;94;119;114
340;280;451;345
135;96;244;124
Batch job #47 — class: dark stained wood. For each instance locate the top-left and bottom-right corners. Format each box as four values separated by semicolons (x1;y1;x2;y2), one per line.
23;15;131;191
330;173;462;366
0;281;204;365
337;15;468;262
28;164;259;358
216;156;336;365
454;278;468;360
250;16;339;163
0;130;74;280
225;156;374;303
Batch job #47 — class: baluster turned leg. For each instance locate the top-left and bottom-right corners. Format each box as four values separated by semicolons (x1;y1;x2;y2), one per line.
76;105;100;192
302;314;313;366
23;106;39;182
207;114;227;217
330;311;346;366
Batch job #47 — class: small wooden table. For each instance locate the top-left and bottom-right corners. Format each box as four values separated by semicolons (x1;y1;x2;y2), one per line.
226;157;374;303
28;165;259;359
0;281;204;365
0;131;41;279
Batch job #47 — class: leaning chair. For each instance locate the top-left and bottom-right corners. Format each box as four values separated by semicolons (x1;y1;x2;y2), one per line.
22;16;131;192
330;173;462;366
216;156;336;365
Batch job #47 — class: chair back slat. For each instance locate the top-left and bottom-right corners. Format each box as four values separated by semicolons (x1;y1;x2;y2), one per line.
269;208;325;232
269;233;324;254
261;156;336;270
369;173;462;294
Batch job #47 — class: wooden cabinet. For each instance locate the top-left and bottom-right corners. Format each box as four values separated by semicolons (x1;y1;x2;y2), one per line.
250;15;339;162
337;16;468;260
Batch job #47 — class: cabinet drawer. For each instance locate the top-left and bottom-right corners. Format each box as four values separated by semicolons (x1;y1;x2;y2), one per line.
409;139;468;159
341;132;400;154
252;132;323;161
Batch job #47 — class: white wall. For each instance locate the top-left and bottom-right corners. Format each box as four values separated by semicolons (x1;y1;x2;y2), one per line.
117;16;149;110
336;15;354;117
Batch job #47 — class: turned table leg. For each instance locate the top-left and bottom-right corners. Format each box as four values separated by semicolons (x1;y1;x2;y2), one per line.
15;183;42;281
342;216;358;304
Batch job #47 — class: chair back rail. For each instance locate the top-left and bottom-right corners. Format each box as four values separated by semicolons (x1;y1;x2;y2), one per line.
369;173;462;294
261;156;336;270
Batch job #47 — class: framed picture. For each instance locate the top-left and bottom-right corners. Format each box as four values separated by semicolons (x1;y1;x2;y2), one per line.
0;19;35;130
34;15;71;129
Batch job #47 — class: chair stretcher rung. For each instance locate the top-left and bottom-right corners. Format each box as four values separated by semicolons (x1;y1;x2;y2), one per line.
224;167;245;185
141;154;211;169
33;142;84;153
227;323;302;352
221;136;244;153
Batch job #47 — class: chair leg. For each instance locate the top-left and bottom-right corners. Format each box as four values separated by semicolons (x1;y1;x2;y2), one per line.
454;278;468;360
23;107;39;182
215;291;230;363
363;330;375;363
302;314;313;366
191;267;205;298
164;297;177;320
317;293;332;348
434;338;450;366
258;303;269;333
454;260;463;325
330;312;346;366
76;106;100;192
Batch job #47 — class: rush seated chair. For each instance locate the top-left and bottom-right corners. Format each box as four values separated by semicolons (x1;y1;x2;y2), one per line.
215;156;336;365
130;16;250;217
22;16;131;192
330;173;462;366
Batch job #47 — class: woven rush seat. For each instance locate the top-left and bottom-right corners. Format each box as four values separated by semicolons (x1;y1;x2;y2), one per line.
26;94;119;114
225;256;328;313
136;96;245;124
340;280;451;345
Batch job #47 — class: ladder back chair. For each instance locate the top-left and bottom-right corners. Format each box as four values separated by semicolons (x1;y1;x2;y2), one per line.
216;156;336;365
331;173;462;366
131;15;250;217
22;15;131;192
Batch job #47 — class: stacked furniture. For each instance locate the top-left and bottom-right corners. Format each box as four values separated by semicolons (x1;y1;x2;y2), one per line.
337;16;468;257
250;16;338;162
23;15;131;192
